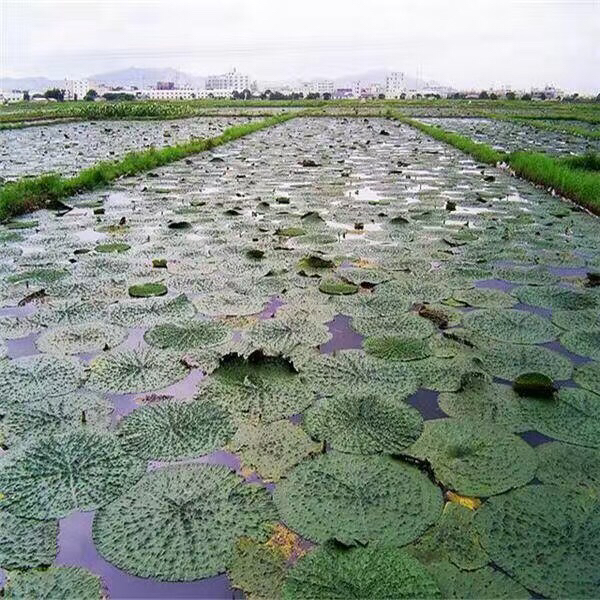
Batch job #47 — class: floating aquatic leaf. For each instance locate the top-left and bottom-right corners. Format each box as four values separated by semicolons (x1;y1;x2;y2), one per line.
352;311;434;339
144;320;231;351
107;294;196;327
88;347;189;393
405;502;488;571
410;355;480;392
304;350;418;398
36;322;126;355
0;430;145;519
193;290;266;316
560;329;600;360
551;308;600;331
128;282;168;298
0;355;85;404
363;336;431;361
536;441;600;492
462;309;558;344
318;278;358;295
274;453;443;545
574;361;600;395
0;391;112;447
304;388;423;454
557;386;600;419
117;399;235;460
515;284;597;310
283;543;441;600
229;420;319;481
3;567;104;600
198;354;311;424
408;418;536;496
475;484;600;598
451;288;515;309
93;464;277;580
0;511;57;569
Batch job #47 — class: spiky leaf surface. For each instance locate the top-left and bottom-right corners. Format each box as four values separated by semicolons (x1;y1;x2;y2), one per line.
410;355;480;392
475;485;600;598
274;453;443;545
36;322;126;355
0;430;145;519
117;399;235;460
0;511;57;569
304;389;423;454
303;350;418;398
107;294;196;327
0;355;85;404
406;502;488;571
352;312;434;339
462;309;558;344
229;421;319;481
283;543;441;600
552;309;600;331
3;567;104;600
427;562;529;599
560;329;600;360
87;347;189;393
558;386;600;419
574;361;600;395
199;354;312;424
93;464;278;580
451;288;515;309
0;391;112;447
408;419;536;496
144;320;231;351
476;342;573;381
193;290;266;316
229;537;287;600
30;299;108;328
515;285;596;310
536;441;600;492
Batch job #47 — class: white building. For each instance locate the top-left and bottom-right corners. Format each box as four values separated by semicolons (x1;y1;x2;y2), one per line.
0;90;26;103
137;87;237;100
302;79;334;96
205;69;250;91
64;79;92;100
385;71;405;98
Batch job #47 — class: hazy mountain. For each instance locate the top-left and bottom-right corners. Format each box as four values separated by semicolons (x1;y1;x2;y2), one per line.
0;76;62;92
89;67;206;88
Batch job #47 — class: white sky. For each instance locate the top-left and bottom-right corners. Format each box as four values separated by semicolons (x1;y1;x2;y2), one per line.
1;0;599;92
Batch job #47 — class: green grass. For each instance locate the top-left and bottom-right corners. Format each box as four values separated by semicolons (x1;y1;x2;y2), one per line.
509;151;600;214
561;152;600;172
393;114;506;164
0;113;296;221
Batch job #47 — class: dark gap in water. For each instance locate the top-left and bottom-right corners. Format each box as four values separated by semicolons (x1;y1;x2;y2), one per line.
513;302;552;319
0;304;37;318
546;265;589;277
541;340;591;366
474;278;516;293
519;430;555;447
405;388;447;421
319;314;363;354
258;295;285;319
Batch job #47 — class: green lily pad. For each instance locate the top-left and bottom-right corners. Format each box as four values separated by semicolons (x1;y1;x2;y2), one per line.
0;430;145;519
36;322;126;355
318;278;358;295
0;511;58;569
108;294;196;327
451;288;515;309
560;329;600;360
144;320;231;351
117;399;234;460
88;347;189;394
475;485;600;598
229;420;320;481
303;388;423;454
574;361;600;395
95;242;130;253
128;282;168;298
363;336;431;361
557;386;600;419
352;312;434;339
93;464;278;580
283;543;441;599
552;309;600;331
407;418;536;496
515;285;596;310
274;453;443;545
462;309;558;344
3;567;104;600
513;372;556;398
536;441;600;492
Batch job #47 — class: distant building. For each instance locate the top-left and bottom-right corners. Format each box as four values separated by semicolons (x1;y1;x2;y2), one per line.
156;81;175;90
0;89;26;103
334;88;354;99
206;68;250;91
138;87;236;100
64;79;91;100
385;71;405;98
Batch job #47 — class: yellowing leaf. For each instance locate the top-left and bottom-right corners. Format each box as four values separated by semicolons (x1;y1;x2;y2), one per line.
446;490;482;510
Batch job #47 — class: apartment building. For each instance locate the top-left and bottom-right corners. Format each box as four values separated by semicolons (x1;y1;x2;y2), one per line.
64;79;92;100
385;71;405;98
205;68;250;91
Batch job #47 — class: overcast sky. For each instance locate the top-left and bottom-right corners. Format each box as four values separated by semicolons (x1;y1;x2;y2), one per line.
1;0;599;92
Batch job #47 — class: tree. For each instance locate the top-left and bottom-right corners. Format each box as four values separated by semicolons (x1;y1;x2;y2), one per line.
306;92;320;100
490;93;498;100
479;90;489;99
323;92;332;100
378;93;385;100
521;93;532;101
241;88;252;100
595;93;600;103
84;89;98;101
23;91;30;101
506;91;516;100
44;88;65;102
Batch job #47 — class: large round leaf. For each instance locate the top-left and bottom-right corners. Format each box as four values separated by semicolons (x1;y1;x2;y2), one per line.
408;419;536;496
0;430;145;519
36;322;126;355
0;511;57;569
536;441;600;492
475;485;600;598
283;543;441;599
93;464;278;580
560;329;600;360
144;320;231;351
515;285;596;310
274;453;443;545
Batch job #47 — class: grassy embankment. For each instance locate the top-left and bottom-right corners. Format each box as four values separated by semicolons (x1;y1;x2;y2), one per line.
393;114;600;215
0;112;296;221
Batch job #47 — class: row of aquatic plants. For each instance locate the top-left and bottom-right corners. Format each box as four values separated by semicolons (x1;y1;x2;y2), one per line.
393;114;600;215
0;112;297;221
505;116;600;140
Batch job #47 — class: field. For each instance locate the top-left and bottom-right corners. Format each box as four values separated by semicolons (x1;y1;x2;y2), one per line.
0;102;599;599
